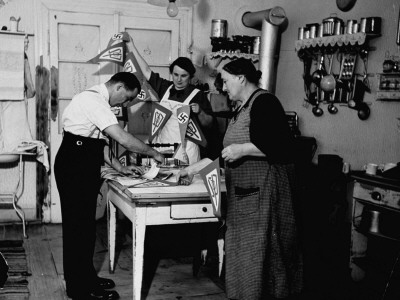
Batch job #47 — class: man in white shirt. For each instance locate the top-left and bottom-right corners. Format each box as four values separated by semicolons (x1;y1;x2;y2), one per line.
54;72;164;300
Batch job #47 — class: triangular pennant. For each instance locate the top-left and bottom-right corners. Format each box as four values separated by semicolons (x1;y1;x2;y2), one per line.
186;117;207;147
149;103;172;142
172;143;189;165
199;158;221;217
124;52;159;102
107;32;130;47
176;105;191;144
87;42;126;66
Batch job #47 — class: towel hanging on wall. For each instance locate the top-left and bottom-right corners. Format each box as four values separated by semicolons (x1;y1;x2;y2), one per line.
0;34;25;100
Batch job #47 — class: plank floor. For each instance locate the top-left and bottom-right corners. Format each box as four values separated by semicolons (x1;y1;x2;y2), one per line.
0;219;226;300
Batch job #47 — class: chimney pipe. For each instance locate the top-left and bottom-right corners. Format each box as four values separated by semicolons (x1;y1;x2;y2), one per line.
242;7;286;93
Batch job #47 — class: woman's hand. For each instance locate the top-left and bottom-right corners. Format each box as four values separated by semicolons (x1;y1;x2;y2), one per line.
176;168;194;185
190;103;201;114
119;165;145;176
221;144;244;163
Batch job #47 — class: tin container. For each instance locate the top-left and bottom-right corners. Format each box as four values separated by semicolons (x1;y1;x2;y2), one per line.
360;18;367;33
211;19;228;38
304;29;310;39
365;17;381;35
252;36;261;54
307;23;318;39
317;23;324;37
346;20;355;34
334;18;344;35
322;15;341;36
353;22;359;33
298;27;305;40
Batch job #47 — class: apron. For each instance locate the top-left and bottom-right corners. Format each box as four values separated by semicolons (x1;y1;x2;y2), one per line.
153;85;201;164
223;89;303;299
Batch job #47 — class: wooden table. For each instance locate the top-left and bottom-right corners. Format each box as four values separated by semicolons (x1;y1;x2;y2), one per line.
106;175;224;300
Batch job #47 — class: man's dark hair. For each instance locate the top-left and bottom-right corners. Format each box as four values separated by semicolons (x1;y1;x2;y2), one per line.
108;72;141;92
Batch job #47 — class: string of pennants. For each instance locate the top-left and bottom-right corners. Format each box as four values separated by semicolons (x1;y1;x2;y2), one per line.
87;32;207;150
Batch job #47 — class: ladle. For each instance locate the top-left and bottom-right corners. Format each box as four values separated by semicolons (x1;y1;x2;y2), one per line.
323;54;338;114
311;54;326;86
312;86;324;117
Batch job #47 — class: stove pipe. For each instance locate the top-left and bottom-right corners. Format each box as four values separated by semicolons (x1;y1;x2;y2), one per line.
242;7;287;93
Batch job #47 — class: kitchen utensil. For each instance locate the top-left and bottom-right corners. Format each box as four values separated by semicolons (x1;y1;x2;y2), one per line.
320;55;336;92
311;55;326;86
365;17;381;35
299;49;314;102
312;102;324;117
357;102;370;120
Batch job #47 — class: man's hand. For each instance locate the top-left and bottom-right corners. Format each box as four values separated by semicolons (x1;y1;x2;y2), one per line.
119;165;145;176
152;152;165;164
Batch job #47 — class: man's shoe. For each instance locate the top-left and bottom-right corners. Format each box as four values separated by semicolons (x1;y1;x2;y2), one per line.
71;289;119;300
96;277;115;290
90;288;119;300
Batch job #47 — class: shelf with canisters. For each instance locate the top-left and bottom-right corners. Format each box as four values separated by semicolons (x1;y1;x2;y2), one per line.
206;52;259;70
295;32;379;51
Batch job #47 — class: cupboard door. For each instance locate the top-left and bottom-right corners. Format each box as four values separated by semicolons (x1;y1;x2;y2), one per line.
49;11;115;222
120;16;180;139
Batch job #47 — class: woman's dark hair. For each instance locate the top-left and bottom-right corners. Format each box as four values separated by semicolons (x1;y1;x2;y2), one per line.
222;58;262;85
169;57;196;77
108;72;141;92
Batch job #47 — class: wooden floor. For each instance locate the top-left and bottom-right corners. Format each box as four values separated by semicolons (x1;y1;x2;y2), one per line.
0;219;226;300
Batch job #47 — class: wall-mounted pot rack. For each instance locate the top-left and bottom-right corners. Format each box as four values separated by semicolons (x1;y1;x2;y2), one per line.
295;32;380;119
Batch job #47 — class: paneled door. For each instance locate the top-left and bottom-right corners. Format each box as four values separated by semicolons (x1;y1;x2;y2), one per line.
48;11;115;223
47;10;186;223
120;16;181;139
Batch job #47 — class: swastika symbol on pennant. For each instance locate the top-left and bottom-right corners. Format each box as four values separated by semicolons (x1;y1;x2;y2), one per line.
177;112;189;124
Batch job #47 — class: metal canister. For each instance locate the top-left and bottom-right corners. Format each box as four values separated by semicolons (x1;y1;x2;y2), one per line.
317;23;324;37
252;36;261;54
334;18;344;35
322;16;336;36
298;27;305;40
211;19;228;38
353;22;359;33
307;23;318;39
360;18;367;33
346;20;355;34
304;29;310;39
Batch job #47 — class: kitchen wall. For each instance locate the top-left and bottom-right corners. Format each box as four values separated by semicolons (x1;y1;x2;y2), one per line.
0;0;399;223
0;0;37;222
191;0;400;169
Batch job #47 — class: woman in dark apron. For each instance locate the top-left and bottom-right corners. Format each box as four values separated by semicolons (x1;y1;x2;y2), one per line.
176;58;303;299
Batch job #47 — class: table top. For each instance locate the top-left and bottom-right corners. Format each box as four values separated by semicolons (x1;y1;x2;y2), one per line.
108;174;226;204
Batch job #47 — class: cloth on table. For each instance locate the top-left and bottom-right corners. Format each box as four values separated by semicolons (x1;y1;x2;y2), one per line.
0;100;49;172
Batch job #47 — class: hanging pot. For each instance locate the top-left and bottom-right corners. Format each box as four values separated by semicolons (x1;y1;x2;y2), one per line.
357;102;370;120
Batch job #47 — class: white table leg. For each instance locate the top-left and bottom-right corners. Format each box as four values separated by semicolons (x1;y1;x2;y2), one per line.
108;200;117;273
133;206;146;300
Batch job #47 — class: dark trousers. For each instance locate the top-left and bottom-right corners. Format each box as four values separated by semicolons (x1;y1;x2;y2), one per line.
54;132;105;296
